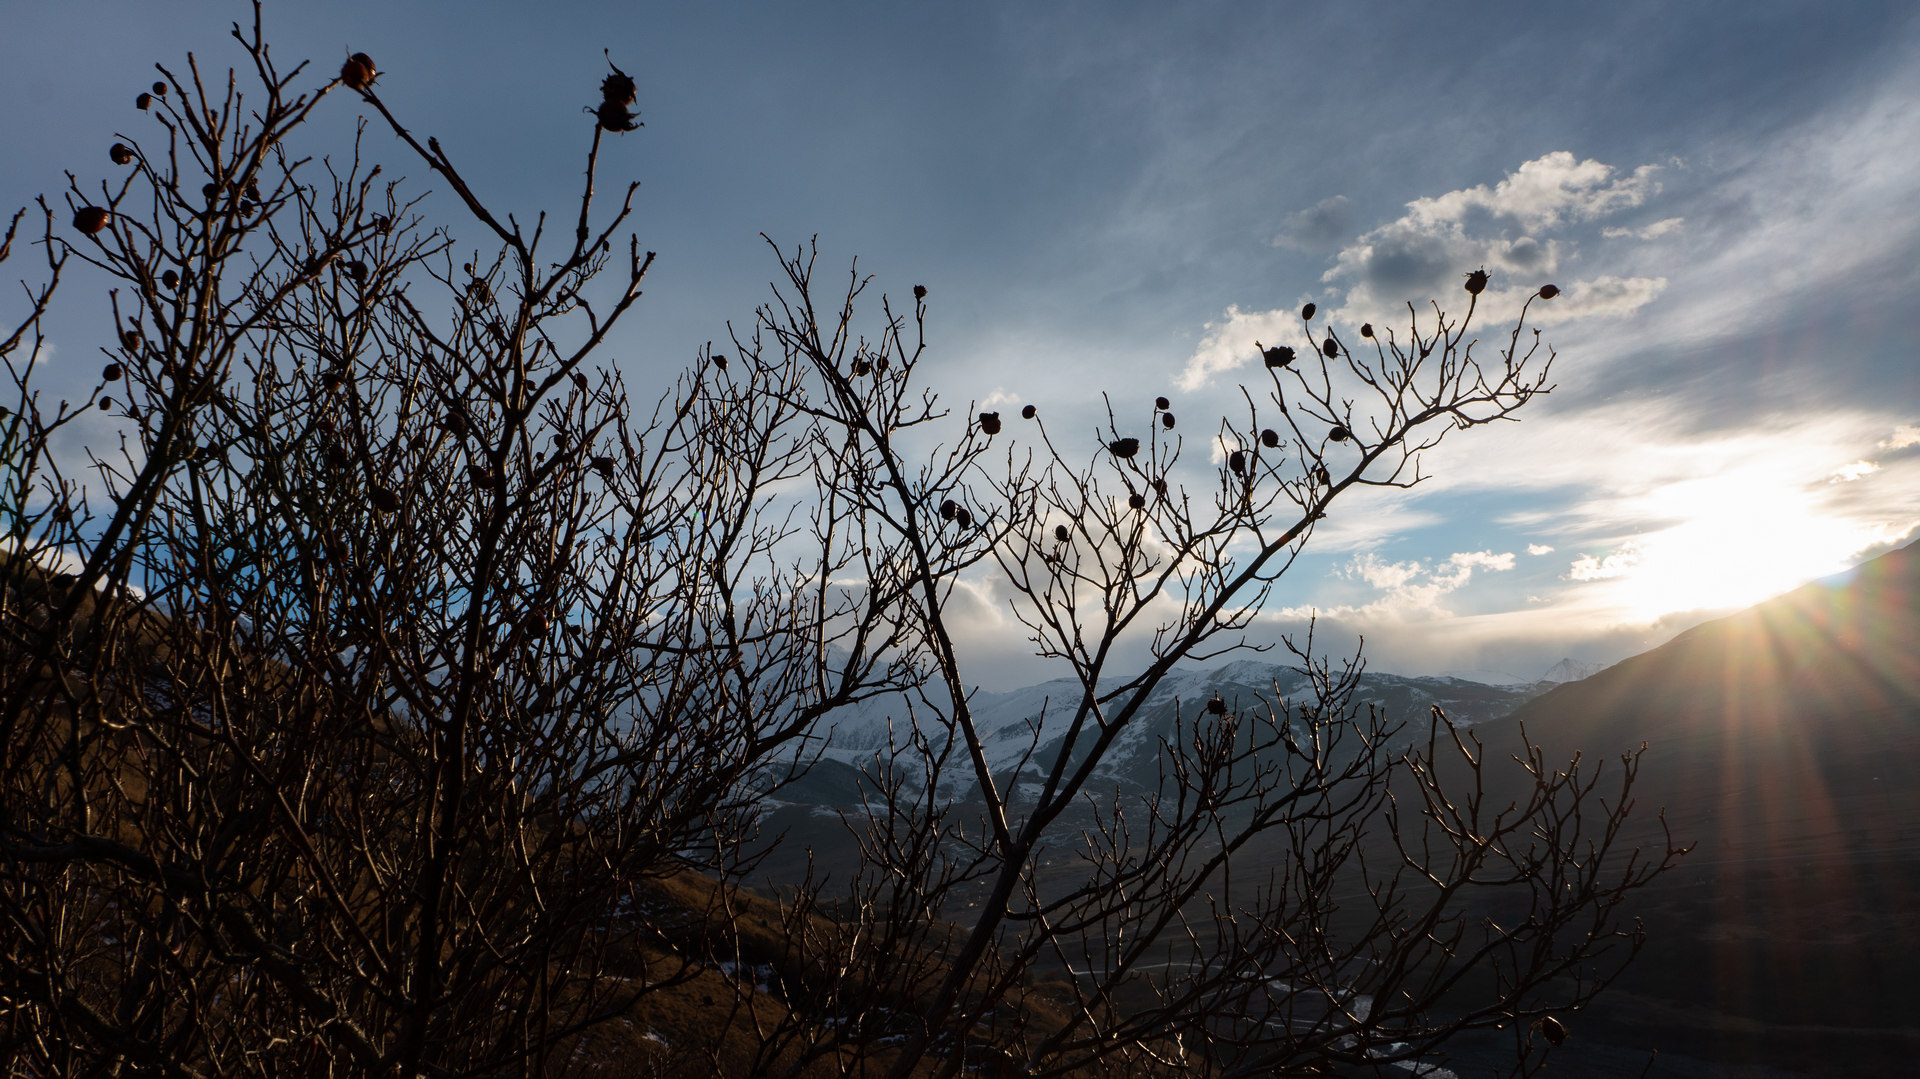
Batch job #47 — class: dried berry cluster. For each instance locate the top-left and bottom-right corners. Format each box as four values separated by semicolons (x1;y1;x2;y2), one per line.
340;52;376;91
595;54;641;132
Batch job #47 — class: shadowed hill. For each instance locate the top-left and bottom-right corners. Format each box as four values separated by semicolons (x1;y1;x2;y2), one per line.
1473;541;1920;1077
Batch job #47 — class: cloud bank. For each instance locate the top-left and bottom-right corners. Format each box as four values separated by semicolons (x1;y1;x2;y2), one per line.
1181;152;1671;390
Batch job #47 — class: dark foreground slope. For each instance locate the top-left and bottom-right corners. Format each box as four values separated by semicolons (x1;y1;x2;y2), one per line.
1476;541;1920;1076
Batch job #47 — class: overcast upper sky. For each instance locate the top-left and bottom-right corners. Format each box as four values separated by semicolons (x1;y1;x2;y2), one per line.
4;1;1917;686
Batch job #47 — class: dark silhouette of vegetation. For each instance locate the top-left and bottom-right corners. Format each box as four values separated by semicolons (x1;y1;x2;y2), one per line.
1;9;1685;1075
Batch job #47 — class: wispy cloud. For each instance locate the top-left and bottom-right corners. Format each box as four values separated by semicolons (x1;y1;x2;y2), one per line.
1272;195;1352;250
1602;217;1685;240
1284;548;1517;620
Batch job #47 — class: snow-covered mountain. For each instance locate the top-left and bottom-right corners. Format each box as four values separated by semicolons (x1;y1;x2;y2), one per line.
1536;657;1606;684
781;659;1545;808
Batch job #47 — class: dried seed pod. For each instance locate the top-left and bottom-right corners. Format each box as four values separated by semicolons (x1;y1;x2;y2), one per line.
239;200;257;216
1329;425;1350;442
1021;404;1037;419
1301;302;1316;321
1152;477;1168;498
370;485;400;513
954;506;973;528
346;260;369;284
1464;268;1490;295
851;358;871;376
1155;395;1170;410
876;356;889;371
372;214;391;233
446;411;468;435
151;81;167;97
1108;437;1140;459
1161;412;1176;430
1538;283;1560;299
203;182;220;203
1206;696;1227;716
1262;344;1294;368
978;411;1001;435
1228;450;1246;475
161;270;180;289
73;206;111;235
1054;524;1070;543
325;445;348;468
110;143;135;165
247;181;263;201
571;371;590;391
1128;492;1146;509
591;456;615;477
121;330;140;351
1360;322;1373;338
600;57;638;106
136;92;152;110
321;371;344;393
940;498;958;521
468;278;490;304
1312;463;1330;486
1539;1016;1568;1046
340;53;377;90
1323;337;1340;358
469;465;494;488
99;396;114;411
526;610;550;635
913;284;927;299
102;363;123;382
1261;428;1280;448
595;99;640;132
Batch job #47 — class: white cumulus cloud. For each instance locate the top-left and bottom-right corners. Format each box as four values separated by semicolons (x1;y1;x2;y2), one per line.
1180;153;1672;389
1881;425;1920;450
1397;151;1661;232
1178;303;1296;391
1566;545;1642;582
1324;152;1667;327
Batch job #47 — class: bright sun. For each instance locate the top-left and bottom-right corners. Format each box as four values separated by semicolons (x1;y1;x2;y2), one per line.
1578;473;1901;621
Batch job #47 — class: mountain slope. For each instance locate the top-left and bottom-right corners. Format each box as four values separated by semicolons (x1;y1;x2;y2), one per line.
1474;541;1920;1077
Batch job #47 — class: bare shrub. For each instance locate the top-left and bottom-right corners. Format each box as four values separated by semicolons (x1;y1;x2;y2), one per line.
1;10;1684;1076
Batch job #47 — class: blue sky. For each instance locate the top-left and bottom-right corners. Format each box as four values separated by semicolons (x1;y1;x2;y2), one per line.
5;1;1918;685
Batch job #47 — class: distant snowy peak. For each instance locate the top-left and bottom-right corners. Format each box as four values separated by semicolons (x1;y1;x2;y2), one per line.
1538;657;1606;684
